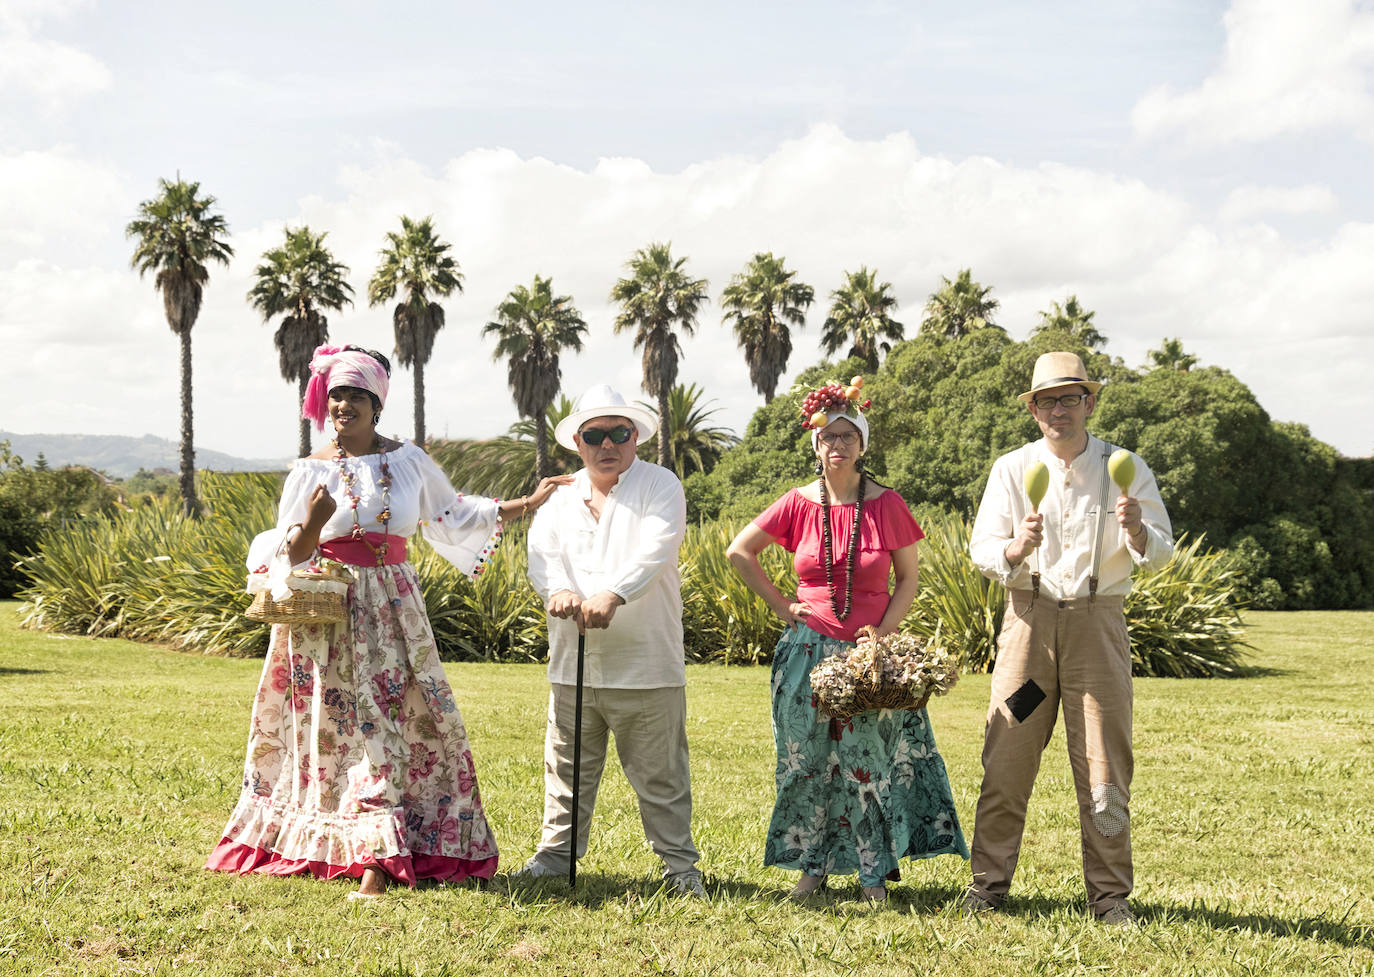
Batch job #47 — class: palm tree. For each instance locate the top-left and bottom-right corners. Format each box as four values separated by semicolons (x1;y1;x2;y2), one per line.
126;177;233;518
920;268;999;341
1033;295;1106;350
635;383;740;480
367;216;463;446
820;267;904;372
247;227;354;457
1147;337;1199;372
720;252;814;404
482;275;588;478
428;397;578;499
610;242;710;471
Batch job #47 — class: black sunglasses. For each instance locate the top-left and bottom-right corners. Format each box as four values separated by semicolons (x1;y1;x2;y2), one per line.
579;425;634;446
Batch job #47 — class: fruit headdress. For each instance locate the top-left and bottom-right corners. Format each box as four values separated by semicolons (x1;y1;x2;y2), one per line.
801;376;872;449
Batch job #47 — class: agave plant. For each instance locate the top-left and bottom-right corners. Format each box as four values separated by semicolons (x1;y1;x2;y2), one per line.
679;521;795;664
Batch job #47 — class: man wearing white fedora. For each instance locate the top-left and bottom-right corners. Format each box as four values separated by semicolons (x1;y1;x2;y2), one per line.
964;352;1173;925
519;383;703;896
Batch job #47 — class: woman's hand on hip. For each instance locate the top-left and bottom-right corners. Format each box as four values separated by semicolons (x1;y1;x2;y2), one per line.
775;600;812;629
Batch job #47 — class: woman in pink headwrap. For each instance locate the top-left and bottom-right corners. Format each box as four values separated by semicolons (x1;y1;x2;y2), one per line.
207;344;569;899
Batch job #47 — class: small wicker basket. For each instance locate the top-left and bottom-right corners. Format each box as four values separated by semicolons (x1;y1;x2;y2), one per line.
245;565;354;625
810;625;953;720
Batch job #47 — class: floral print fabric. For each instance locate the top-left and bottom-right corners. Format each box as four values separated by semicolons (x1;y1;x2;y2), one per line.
206;562;497;885
765;624;968;884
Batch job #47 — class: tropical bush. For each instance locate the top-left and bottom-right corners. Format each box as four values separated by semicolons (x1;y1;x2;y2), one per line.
680;521;794;664
17;477;1251;677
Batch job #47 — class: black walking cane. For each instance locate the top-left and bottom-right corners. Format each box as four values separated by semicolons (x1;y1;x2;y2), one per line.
568;628;586;888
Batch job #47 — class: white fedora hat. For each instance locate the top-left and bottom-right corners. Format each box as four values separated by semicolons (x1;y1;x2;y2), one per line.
554;383;659;451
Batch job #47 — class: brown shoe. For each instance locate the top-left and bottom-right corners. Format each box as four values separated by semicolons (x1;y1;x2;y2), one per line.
960;889;998;915
1096;903;1138;926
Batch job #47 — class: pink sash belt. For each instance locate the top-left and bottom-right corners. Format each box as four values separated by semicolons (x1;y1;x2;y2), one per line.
319;533;408;566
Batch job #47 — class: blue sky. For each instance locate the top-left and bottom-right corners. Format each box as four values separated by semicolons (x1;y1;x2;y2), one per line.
3;0;1372;460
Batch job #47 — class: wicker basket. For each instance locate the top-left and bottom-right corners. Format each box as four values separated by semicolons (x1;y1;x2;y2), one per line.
245;565;354;625
810;625;939;720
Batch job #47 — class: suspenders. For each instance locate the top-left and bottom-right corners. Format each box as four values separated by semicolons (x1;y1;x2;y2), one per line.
1030;441;1116;606
1088;443;1114;604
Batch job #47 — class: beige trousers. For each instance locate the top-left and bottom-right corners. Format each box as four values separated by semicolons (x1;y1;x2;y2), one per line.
969;590;1134;915
530;684;699;879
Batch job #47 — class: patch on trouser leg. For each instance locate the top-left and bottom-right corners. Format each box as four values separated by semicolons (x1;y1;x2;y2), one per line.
1091;783;1128;837
1004;680;1046;723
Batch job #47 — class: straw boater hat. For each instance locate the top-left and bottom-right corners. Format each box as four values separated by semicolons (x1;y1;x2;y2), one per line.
554;383;659;451
1018;352;1104;403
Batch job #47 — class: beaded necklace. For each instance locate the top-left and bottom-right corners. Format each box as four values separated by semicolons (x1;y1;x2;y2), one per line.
818;473;866;620
334;436;392;566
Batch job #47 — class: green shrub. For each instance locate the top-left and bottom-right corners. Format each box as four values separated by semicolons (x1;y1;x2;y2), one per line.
680;521;794;664
903;511;1004;673
903;512;1250;678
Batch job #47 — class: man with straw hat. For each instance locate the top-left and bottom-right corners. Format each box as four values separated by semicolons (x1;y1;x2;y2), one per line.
964;351;1173;925
517;383;703;897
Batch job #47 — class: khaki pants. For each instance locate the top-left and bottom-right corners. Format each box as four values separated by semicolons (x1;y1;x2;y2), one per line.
530;684;699;879
969;590;1133;915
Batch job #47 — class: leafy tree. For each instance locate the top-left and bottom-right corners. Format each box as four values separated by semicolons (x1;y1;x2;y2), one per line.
368;216;463;446
482;275;587;479
820;267;904;371
1147;337;1199;372
126;177;233;517
720;252;814;403
919;268;1000;341
636;383;740;480
1032;295;1106;350
611;242;710;471
0;442;120;597
247;226;354;456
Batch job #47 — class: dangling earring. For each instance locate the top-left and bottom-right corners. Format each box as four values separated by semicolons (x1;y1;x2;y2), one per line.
855;455;865;473
373;412;381;427
813;457;823;475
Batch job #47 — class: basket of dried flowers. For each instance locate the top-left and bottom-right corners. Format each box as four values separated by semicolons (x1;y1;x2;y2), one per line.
809;625;959;719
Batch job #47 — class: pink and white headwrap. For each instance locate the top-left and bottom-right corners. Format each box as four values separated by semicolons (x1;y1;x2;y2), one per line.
301;344;391;431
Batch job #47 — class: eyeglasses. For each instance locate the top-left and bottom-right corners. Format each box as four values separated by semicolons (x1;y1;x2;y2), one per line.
1032;393;1087;411
579;425;634;446
818;431;861;446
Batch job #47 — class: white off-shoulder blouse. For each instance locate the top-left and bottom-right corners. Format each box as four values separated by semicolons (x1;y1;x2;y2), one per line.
246;442;501;578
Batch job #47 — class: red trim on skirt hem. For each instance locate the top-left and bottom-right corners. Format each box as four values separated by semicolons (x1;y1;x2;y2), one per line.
204;839;497;887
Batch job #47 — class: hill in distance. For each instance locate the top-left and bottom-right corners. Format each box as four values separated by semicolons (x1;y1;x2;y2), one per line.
0;431;291;479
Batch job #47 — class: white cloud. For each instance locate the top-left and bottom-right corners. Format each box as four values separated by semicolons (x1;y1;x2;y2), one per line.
1219;184;1340;222
8;124;1374;463
1133;0;1374;145
0;0;110;108
0;148;127;259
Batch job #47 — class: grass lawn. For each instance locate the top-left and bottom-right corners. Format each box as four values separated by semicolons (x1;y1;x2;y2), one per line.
1;601;1371;976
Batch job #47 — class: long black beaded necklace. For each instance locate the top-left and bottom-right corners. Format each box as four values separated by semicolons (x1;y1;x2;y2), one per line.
818;472;866;620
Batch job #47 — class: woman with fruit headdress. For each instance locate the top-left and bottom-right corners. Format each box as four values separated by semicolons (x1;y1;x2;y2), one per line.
206;343;569;900
726;376;967;903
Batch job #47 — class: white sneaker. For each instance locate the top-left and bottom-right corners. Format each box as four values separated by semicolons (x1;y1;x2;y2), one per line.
511;857;563;880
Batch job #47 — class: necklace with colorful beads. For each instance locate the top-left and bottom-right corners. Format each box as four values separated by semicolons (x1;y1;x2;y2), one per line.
334;436;392;565
818;474;865;620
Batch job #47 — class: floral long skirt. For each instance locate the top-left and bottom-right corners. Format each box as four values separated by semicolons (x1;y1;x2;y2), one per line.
765;624;968;884
205;562;497;886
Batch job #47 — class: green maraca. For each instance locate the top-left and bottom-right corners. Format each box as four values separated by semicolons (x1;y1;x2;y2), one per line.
1023;460;1049;512
1107;448;1135;495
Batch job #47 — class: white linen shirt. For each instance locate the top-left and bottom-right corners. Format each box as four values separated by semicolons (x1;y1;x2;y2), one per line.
526;458;687;689
970;435;1174;600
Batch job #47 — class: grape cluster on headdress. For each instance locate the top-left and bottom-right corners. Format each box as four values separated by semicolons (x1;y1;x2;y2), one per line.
800;375;872;430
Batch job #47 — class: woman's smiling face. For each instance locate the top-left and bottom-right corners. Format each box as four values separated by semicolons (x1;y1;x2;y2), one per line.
329;387;376;434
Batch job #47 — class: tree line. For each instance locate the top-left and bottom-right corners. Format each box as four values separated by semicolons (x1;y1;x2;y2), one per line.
130;176;1188;517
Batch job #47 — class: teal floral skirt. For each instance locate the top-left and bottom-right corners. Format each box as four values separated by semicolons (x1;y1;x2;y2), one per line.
765;624;969;884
